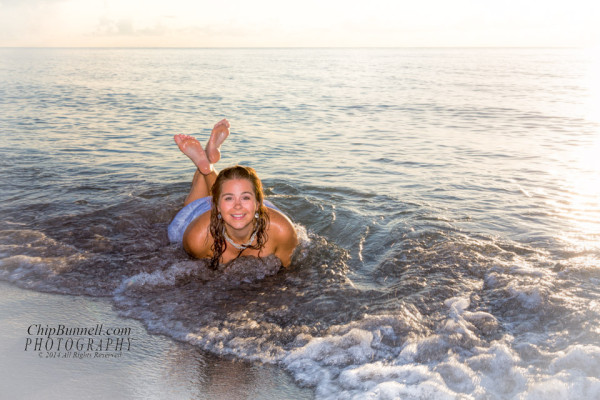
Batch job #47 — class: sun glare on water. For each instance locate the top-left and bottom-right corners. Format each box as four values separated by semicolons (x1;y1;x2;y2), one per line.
552;49;600;252
583;47;600;123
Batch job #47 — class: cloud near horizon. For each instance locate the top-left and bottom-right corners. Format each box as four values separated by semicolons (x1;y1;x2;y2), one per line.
0;0;598;47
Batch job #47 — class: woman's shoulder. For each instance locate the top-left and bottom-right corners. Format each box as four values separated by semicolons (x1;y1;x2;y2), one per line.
267;207;295;235
267;209;298;253
266;208;298;267
182;212;213;258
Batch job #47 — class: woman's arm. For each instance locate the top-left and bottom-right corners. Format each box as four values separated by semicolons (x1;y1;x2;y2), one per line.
182;213;213;259
270;211;299;268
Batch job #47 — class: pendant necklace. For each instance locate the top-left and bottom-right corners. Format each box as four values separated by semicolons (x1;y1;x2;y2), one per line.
223;227;257;250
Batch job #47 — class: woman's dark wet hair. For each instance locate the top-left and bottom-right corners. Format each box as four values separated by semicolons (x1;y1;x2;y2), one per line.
209;165;270;269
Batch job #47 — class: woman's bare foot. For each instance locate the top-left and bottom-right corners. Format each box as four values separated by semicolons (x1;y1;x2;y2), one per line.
205;118;230;164
174;134;213;175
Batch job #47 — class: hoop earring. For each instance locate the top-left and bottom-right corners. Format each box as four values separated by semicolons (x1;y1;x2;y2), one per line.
255;212;259;219
217;213;222;220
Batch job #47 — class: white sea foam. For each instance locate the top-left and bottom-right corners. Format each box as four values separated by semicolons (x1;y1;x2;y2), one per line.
275;295;600;399
115;260;208;292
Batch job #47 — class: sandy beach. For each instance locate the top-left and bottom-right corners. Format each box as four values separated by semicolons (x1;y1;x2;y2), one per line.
0;282;314;400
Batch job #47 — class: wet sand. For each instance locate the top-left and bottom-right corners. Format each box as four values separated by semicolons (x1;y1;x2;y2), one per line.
0;282;314;400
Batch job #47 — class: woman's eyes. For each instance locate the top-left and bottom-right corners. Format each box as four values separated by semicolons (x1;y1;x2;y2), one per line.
223;196;253;201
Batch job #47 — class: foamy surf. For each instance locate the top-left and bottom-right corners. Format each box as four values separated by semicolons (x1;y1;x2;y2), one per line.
107;231;599;399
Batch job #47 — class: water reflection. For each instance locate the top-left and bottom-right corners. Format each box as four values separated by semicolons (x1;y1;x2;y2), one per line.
554;134;600;251
158;342;314;400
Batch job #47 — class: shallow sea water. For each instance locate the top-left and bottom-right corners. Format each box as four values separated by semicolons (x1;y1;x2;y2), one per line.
1;48;600;399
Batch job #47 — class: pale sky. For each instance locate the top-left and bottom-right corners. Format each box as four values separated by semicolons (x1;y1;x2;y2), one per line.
0;0;598;47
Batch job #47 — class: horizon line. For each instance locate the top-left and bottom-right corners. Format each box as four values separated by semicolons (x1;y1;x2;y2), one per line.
0;45;586;50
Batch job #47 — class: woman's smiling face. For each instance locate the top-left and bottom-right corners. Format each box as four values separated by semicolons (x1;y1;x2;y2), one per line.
217;178;258;231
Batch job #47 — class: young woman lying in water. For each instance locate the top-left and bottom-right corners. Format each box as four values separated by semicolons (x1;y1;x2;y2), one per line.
168;119;298;269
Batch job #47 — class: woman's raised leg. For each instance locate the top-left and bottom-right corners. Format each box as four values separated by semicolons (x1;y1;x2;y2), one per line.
205;118;230;164
173;134;214;205
174;119;230;206
183;168;217;206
